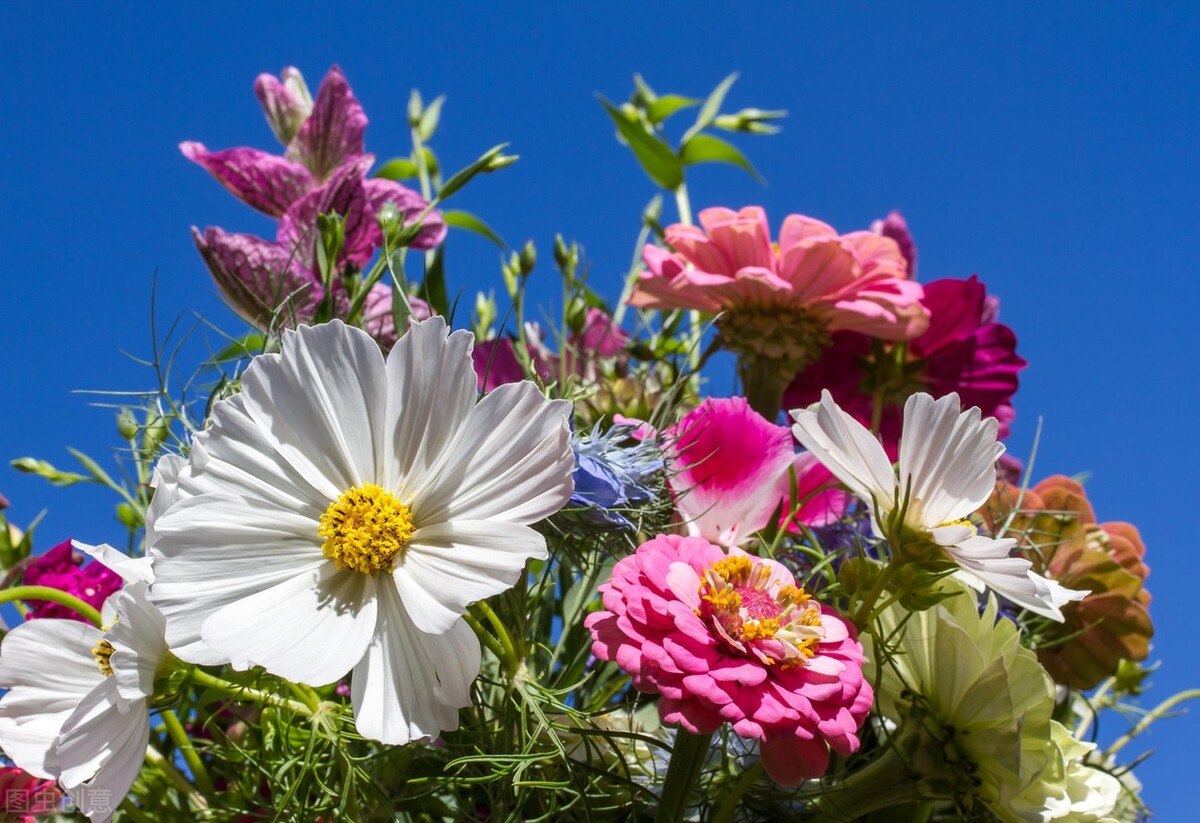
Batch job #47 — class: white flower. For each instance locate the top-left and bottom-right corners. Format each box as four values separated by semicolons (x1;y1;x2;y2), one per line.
790;390;1086;620
147;318;574;744
0;543;165;822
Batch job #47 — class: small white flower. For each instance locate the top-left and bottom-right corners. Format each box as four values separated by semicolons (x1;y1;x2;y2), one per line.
147;317;574;744
790;390;1086;620
0;543;165;822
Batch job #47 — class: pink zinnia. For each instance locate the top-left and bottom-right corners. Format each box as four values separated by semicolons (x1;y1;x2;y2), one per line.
585;535;872;785
632;207;928;373
21;539;121;622
667;398;848;547
0;766;61;820
784;275;1025;455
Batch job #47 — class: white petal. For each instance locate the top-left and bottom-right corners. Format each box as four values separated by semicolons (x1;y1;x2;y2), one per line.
351;579;479;744
394;521;548;634
384;316;477;495
53;680;149;822
789;390;896;508
898;393;1002;527
144;453;185;547
234;320;389;499
0;620;103;779
184;394;329;515
149;493;325;665
72;542;153;586
201;563;377;686
943;535;1082;621
106;583;167;703
414;382;574;525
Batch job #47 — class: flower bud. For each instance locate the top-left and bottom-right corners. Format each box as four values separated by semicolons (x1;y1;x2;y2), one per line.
519;240;537;277
116;408;139;440
254;67;313;146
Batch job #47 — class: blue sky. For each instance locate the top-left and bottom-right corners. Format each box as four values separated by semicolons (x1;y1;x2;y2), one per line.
2;1;1198;816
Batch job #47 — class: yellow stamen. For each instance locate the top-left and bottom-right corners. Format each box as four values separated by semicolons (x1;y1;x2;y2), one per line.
319;484;415;575
93;639;115;677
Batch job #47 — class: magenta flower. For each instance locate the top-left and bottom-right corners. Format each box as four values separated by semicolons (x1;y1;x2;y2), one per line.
192;156;437;346
586;535;872;785
181;65;368;216
784;275;1026;455
183;66;446;345
471;337;529;393
666;398;848;547
632;207;928;371
21;539;121;622
0;765;61;819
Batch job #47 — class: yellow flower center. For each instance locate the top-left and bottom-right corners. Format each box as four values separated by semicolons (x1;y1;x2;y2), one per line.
697;554;824;668
93;638;115;677
318;484;415;575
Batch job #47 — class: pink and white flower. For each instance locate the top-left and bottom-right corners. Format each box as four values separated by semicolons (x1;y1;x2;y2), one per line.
666;398;848;547
586;535;872;785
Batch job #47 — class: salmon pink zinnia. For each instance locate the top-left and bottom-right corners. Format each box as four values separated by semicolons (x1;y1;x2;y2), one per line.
585;534;872;785
632;207;928;376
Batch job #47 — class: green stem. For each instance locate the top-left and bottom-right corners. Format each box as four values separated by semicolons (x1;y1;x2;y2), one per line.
673;183;693;226
655;729;712;823
852;560;899;631
0;585;102;626
160;708;215;797
118;798;155;823
186;667;314;717
144;744;208;813
710;760;764;823
1107;688;1200;756
738;356;788;421
812;746;920;821
471;601;521;676
463;609;507;661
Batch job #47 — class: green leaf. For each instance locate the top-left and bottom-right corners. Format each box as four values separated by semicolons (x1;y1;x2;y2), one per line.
67;448;119;491
374;158;420;181
437;144;515;202
679;133;764;183
597;96;684;191
646;94;700;124
416;246;449;317
442;210;506;248
211;332;264;364
682;71;739;144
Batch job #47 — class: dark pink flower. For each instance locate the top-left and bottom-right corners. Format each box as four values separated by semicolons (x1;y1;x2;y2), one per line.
575;308;629;360
471;337;529;392
21;539;121;622
666;398;848;547
784;275;1026;455
586;535;872;785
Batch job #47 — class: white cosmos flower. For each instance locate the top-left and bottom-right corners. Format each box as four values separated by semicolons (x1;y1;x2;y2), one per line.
790;391;1086;620
146;317;575;744
0;542;166;822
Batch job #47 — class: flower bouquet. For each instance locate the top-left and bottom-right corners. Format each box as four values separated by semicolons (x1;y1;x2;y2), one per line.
0;65;1184;822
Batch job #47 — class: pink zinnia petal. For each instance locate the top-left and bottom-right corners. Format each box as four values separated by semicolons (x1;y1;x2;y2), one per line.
587;534;872;786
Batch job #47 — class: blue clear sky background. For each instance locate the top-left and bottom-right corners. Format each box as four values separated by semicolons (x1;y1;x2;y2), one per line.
2;1;1197;816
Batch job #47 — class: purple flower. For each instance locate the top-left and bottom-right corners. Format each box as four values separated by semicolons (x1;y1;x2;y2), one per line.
21;539;122;622
183;66;447;345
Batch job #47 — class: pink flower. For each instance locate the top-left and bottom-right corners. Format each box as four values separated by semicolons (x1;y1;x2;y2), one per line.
585;535;872;785
0;766;61;819
21;539;121;622
784;275;1025;456
471;337;529;393
632;207;927;371
666;398;848;547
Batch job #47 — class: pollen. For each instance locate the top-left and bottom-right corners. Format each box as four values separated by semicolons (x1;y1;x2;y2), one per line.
93;638;115;677
319;483;415;576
